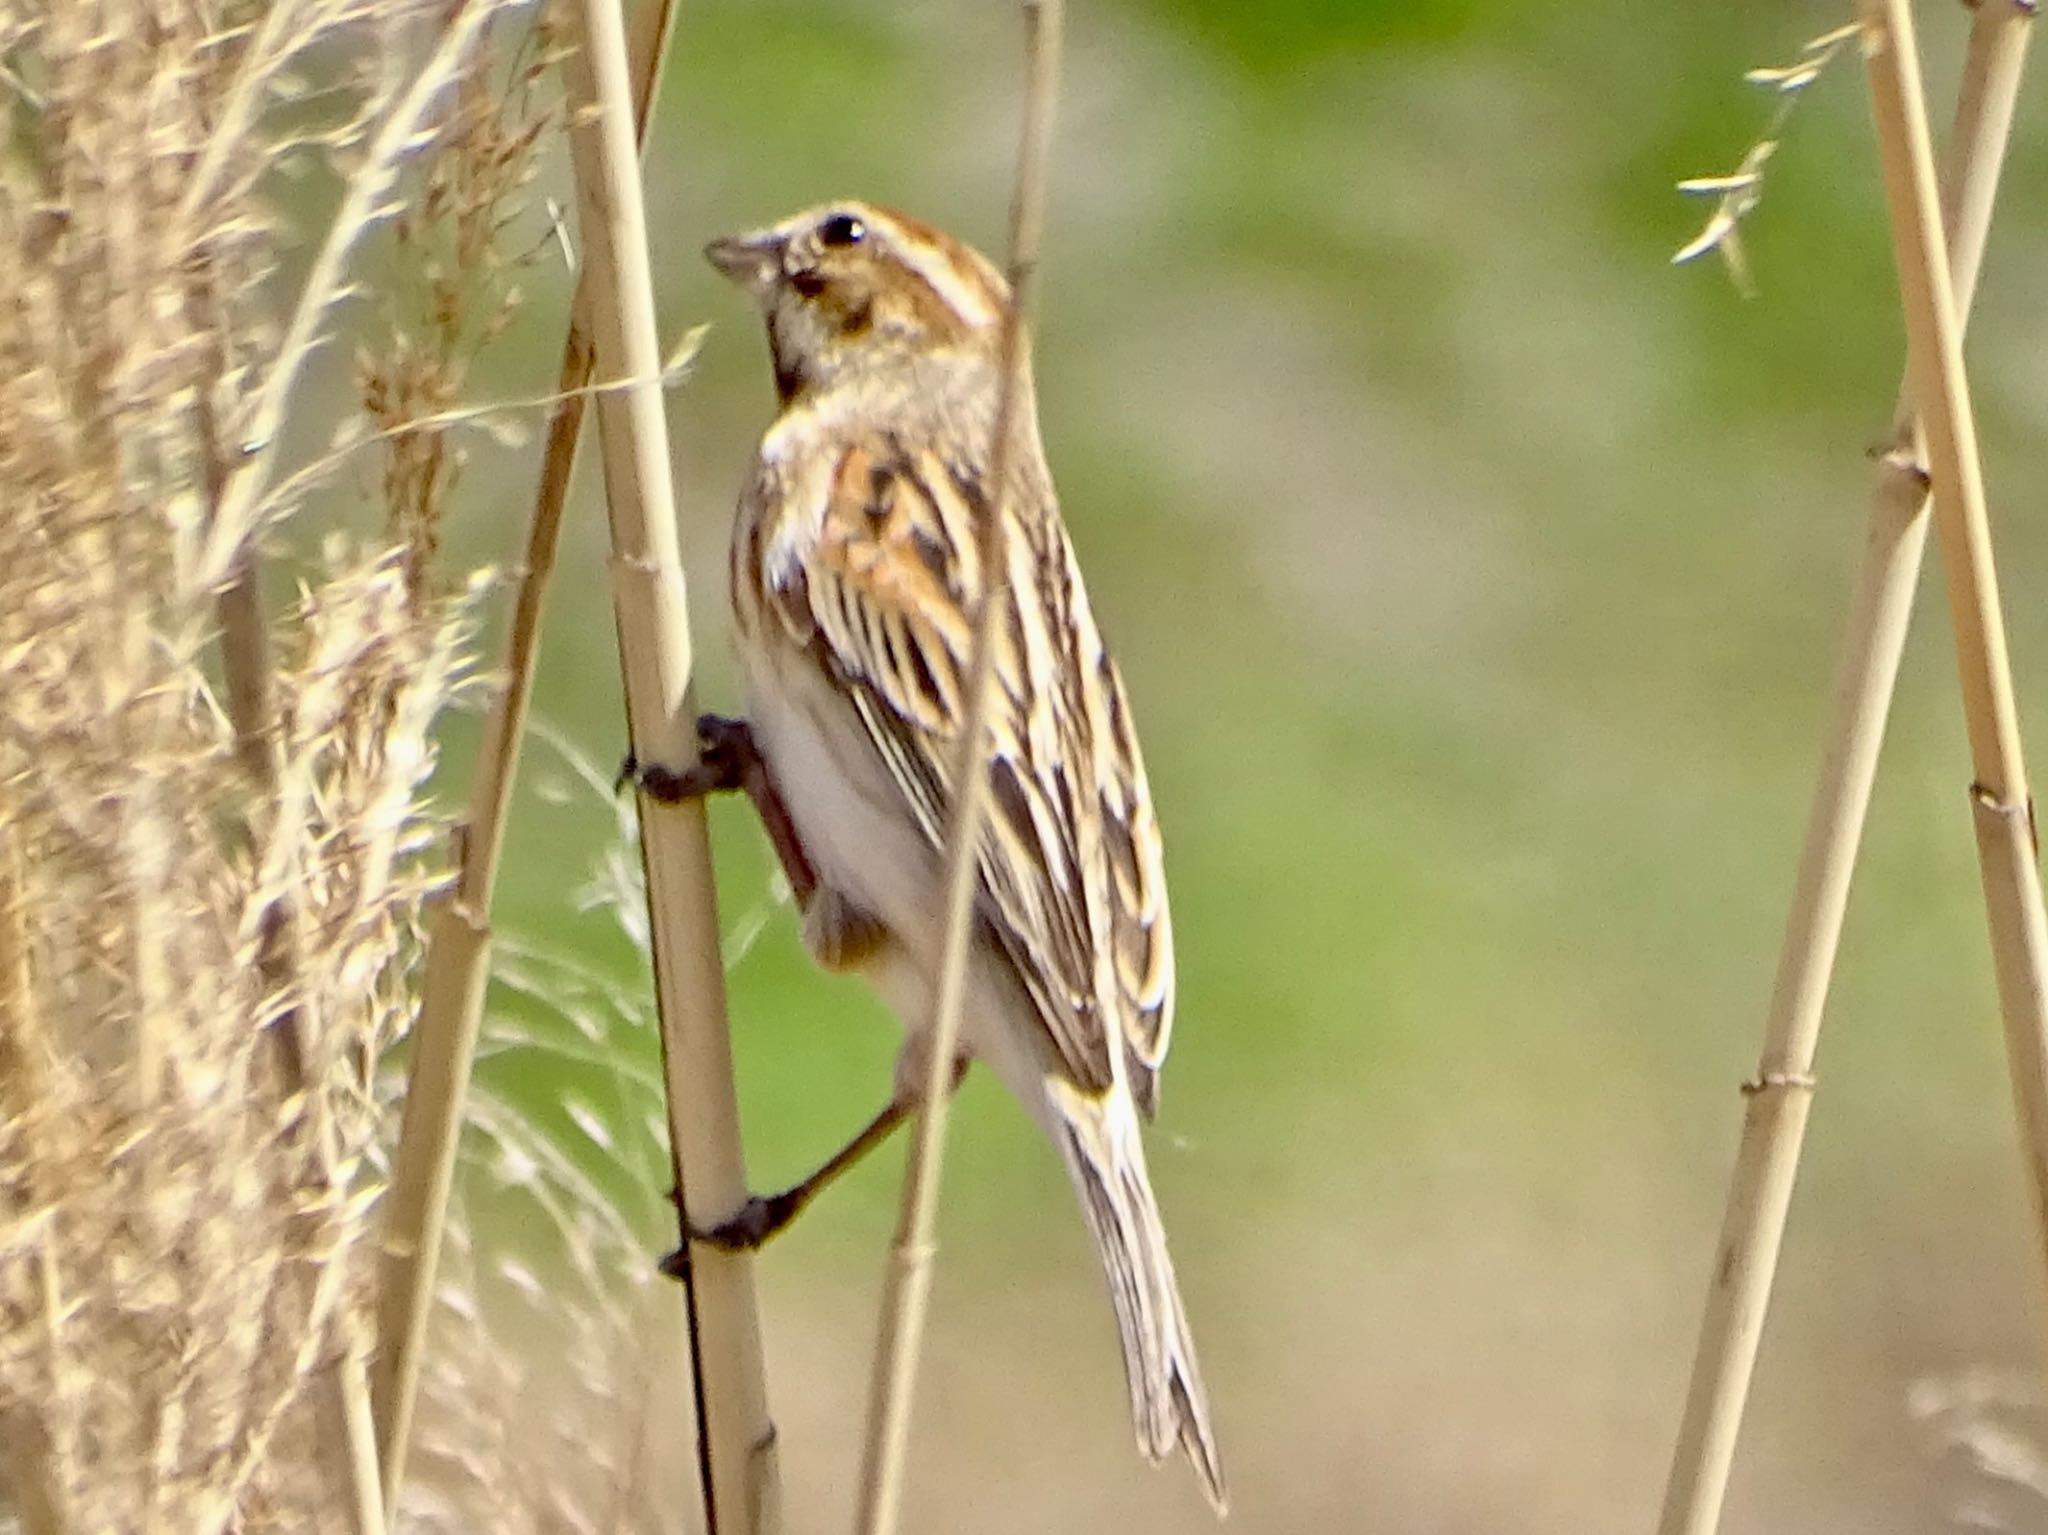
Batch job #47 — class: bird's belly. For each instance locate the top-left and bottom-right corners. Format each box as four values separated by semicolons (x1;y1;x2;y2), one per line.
740;647;1058;1120
741;650;941;948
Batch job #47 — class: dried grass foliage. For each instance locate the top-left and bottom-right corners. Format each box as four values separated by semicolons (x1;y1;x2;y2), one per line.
401;1008;693;1533
0;0;606;1527
1672;21;1862;293
404;1213;690;1535
361;10;565;608
1;552;457;1529
395;757;704;1534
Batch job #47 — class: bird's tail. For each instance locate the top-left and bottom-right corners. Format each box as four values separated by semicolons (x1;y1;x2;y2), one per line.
1051;1080;1226;1514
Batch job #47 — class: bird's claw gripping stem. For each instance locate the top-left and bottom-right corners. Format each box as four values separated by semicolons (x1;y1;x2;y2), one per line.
621;713;755;802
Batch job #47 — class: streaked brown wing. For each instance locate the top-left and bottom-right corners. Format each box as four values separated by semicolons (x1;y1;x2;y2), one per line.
1092;649;1174;1115
751;438;1175;1105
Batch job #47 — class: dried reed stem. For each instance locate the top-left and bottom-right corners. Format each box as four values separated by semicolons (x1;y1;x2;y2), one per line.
369;0;678;1513
1655;11;2032;1535
1861;0;2048;1300
559;3;780;1531
851;4;1065;1531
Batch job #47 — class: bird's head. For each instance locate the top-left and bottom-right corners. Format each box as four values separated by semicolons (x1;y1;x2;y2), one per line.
705;201;1010;403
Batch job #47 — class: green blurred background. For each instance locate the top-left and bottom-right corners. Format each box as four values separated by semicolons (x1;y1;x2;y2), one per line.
455;2;2048;1528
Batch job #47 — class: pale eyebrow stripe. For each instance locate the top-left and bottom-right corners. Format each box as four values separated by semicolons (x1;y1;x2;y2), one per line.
886;221;1001;328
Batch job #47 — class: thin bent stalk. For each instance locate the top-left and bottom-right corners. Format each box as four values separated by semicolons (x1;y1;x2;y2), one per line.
1655;11;2032;1535
1861;0;2048;1300
368;0;679;1514
851;4;1065;1532
559;3;780;1532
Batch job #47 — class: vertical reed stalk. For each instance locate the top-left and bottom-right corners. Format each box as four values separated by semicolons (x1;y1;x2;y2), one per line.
559;3;780;1531
369;0;679;1513
1655;10;2032;1535
851;5;1064;1532
1860;0;2048;1297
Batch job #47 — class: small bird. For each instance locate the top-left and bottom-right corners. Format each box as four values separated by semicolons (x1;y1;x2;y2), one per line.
635;200;1224;1510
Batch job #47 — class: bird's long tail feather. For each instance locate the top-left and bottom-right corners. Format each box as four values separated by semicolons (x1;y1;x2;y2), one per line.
1053;1085;1226;1513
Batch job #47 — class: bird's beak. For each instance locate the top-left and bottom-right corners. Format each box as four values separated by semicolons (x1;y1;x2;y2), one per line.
704;228;786;297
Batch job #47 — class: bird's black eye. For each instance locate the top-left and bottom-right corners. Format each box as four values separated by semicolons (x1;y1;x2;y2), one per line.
817;212;866;248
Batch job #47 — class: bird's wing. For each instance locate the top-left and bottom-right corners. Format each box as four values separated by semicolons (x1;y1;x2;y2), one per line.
748;437;1175;1108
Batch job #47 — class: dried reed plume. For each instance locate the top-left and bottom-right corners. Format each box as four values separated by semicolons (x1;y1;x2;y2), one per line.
0;0;543;1526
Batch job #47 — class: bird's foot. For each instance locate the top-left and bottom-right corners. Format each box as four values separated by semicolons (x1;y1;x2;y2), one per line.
658;1186;804;1280
621;714;757;802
